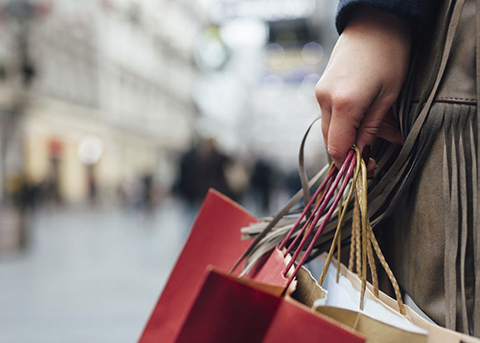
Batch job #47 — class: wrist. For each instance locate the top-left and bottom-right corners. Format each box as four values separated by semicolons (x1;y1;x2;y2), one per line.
345;5;412;43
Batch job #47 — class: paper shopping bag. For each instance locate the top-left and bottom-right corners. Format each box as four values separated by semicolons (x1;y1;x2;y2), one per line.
292;261;428;343
174;266;366;343
348;268;480;343
313;255;480;343
138;189;257;343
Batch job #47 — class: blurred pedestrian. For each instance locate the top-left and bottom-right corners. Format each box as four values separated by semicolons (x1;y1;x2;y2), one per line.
141;173;154;212
174;137;234;205
249;158;273;215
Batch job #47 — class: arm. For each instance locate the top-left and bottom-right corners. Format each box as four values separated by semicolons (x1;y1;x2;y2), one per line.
315;5;411;168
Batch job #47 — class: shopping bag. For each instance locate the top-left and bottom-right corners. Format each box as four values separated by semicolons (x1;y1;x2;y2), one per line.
330;258;480;343
236;148;430;342
303;252;480;343
299;256;427;343
138;188;314;343
307;154;480;343
174;266;366;343
171;149;419;343
138;189;257;343
137;183;366;342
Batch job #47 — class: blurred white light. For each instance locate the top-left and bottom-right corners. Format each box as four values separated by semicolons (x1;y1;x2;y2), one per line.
302;73;320;95
263;43;285;67
195;29;228;71
302;42;324;65
78;136;104;165
220;18;268;49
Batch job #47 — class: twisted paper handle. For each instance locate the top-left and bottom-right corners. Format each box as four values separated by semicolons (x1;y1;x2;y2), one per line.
318;147;406;315
279;149;357;293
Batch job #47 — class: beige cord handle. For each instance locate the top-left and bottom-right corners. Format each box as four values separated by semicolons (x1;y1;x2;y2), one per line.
318;147;361;286
318;147;406;315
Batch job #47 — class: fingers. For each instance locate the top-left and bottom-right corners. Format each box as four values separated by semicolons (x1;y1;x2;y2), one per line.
354;107;385;153
319;103;331;151
376;110;403;145
326;102;360;167
322;89;382;167
317;80;370;168
320;93;396;169
367;158;377;178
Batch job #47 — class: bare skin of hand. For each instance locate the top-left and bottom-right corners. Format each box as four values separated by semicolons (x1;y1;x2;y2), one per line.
315;5;412;170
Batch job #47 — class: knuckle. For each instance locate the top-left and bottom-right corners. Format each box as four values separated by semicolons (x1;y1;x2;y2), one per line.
357;126;380;147
314;83;328;103
331;92;354;112
362;127;379;137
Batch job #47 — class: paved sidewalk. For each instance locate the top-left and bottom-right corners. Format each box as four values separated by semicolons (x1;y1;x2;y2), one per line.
0;200;190;343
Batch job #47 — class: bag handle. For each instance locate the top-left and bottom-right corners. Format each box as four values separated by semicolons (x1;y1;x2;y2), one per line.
279;149;357;292
234;118;406;316
231;117;329;274
317;148;406;315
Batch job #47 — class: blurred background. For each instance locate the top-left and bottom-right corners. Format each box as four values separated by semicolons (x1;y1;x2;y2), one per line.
0;0;337;341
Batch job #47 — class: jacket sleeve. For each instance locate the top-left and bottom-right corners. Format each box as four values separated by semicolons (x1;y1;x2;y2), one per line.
336;0;439;34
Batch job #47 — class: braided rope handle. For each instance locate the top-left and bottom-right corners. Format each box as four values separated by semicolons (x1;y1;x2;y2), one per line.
318;146;406;315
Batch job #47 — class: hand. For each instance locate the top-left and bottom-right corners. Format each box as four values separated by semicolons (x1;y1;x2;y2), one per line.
315;5;411;169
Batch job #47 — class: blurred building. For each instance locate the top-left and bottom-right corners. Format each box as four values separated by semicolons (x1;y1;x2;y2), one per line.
0;0;339;209
0;0;206;204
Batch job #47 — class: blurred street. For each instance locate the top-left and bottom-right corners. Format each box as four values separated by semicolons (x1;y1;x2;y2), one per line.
0;200;190;343
0;0;338;341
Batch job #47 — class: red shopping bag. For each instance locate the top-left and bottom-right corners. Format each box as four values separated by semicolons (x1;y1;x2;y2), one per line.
174;267;365;343
138;190;257;343
139;189;366;343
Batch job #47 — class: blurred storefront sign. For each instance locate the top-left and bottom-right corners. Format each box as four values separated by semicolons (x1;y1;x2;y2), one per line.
48;138;63;158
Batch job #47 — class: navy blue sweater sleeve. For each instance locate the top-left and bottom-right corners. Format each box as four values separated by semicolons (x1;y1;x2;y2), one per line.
336;0;439;34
